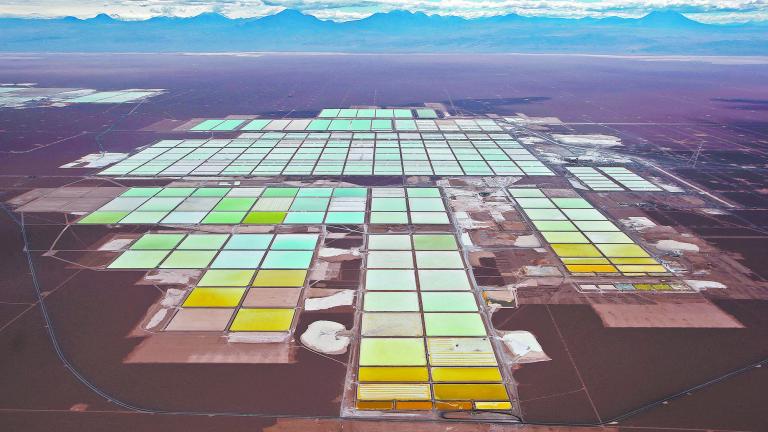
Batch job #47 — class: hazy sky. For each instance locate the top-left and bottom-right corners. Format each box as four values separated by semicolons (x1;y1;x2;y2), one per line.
1;0;766;23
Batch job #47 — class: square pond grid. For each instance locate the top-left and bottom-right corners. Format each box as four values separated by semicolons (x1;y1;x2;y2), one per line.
108;232;319;333
566;166;661;192
317;108;423;119
51;104;682;415
187;115;493;133
508;187;669;276
578;282;690;293
242;117;485;132
96;132;554;177
353;233;512;412
598;167;662;191
76;186;450;226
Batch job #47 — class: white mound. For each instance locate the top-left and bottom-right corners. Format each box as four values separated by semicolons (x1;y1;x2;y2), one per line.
684;280;727;291
501;331;551;364
305;290;355;311
300;321;350;355
655;239;699;253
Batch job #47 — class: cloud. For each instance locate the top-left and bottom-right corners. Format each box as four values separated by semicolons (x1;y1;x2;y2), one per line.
0;0;766;23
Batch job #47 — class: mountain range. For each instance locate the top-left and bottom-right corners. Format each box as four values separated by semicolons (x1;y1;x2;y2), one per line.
0;9;766;54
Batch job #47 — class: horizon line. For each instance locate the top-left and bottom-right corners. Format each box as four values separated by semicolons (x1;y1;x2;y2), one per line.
0;8;763;26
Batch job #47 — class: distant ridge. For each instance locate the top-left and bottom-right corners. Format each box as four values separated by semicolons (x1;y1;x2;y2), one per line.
87;13;117;23
0;9;765;54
